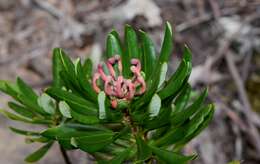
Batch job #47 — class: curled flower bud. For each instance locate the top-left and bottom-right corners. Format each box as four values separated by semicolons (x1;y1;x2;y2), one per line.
92;55;146;108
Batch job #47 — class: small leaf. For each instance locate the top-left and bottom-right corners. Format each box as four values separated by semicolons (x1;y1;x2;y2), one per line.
158;62;168;88
125;25;139;59
106;33;123;58
83;58;93;79
171;88;208;126
106;147;132;164
0;109;32;123
75;132;115;153
37;93;56;115
70;110;99;124
76;60;97;102
16;77;38;102
149;94;161;117
151;146;196;164
25;142;53;162
158;61;189;100
59;101;72;118
46;87;97;115
52;48;64;88
122;24;139;77
0;80;20;100
136;136;152;161
8;102;34;118
41;125;108;140
173;84;191;114
9;127;40;136
173;105;215;150
139;30;156;79
98;91;107;120
158;21;173;64
158;46;192;100
18;94;47;115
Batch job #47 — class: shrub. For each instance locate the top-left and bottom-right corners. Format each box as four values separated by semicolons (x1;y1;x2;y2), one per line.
0;22;214;163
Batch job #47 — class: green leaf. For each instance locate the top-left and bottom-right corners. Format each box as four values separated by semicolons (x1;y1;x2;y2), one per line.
173;83;191;114
158;62;168;88
41;125;108;140
151;146;196;164
136;136;152;161
158;62;190;100
104;147;132;164
149;94;161;117
8;102;34;118
17;94;47;115
158;46;192;100
98;91;107;119
9;127;40;136
57;48;76;79
143;106;172;130
173;105;214;150
171;88;208;126
26;137;50;144
46;87;97;115
155;104;214;147
0;109;32;123
0;80;20;100
139;30;156;79
183;104;213;137
83;58;93;79
52;48;64;88
76;60;97;102
25;142;53;162
37;93;56;115
16;77;38;102
106;33;123;58
125;24;139;59
158;21;173;64
122;25;139;77
75;132;115;153
70;110;99;124
58;101;72;118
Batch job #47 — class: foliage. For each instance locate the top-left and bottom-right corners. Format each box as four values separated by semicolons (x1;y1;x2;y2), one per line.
0;22;214;163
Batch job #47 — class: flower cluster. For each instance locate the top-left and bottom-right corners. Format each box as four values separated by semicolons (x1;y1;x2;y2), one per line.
92;55;146;108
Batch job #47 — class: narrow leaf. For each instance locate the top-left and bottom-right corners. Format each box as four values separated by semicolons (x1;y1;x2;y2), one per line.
106;33;123;58
59;101;72;118
9;127;40;136
139;30;156;79
37;93;56;115
98;91;106;119
52;48;64;88
158;21;173;64
151;146;196;164
25;142;53;162
171;88;208;126
149;94;161;117
8;102;34;118
136;136;152;161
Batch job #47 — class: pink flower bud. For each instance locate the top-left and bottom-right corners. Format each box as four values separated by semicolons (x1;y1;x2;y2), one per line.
92;56;146;108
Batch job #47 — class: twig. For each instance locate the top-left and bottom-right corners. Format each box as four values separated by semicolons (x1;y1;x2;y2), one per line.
225;51;260;153
59;146;72;164
208;0;221;18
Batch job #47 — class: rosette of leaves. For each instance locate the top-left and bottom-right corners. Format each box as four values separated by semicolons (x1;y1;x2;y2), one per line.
0;22;214;164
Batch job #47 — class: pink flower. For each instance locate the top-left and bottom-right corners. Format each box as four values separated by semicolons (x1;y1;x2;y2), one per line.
92;55;146;108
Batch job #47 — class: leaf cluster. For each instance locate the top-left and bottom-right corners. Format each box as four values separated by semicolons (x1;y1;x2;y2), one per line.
0;22;214;163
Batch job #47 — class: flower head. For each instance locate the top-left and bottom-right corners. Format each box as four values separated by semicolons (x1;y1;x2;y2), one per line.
92;55;146;108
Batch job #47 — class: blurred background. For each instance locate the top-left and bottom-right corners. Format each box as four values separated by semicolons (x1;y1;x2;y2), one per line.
0;0;260;163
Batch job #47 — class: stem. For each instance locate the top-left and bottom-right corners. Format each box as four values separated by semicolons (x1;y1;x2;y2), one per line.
59;146;72;164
